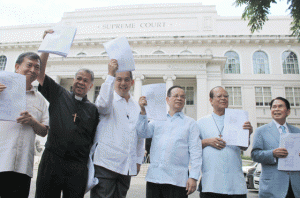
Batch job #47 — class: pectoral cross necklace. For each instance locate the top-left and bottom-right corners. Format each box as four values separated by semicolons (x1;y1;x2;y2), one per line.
212;114;224;138
72;113;79;123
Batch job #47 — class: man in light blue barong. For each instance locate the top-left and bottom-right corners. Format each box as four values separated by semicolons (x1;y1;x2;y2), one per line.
137;85;202;198
197;86;253;198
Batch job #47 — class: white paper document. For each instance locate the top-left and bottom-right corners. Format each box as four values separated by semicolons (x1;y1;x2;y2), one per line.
278;133;300;171
38;26;77;57
103;37;135;72
141;83;167;121
222;108;249;147
0;71;26;121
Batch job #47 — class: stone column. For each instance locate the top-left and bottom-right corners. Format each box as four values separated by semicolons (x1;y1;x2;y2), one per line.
163;75;176;93
133;75;144;102
196;75;208;120
50;75;61;84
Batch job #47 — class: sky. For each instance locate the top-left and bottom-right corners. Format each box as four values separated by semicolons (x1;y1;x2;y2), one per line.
0;0;291;27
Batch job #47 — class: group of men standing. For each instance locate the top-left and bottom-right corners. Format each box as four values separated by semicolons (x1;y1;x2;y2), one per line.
0;29;299;198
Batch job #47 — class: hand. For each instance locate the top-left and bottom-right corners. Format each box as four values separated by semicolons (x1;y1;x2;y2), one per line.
208;138;226;150
273;148;288;158
16;111;36;126
136;163;141;175
139;96;147;115
0;83;6;93
186;178;197;195
243;121;253;136
43;29;54;39
108;59;118;77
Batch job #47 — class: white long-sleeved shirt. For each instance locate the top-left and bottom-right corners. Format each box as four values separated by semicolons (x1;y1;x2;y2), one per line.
93;75;144;176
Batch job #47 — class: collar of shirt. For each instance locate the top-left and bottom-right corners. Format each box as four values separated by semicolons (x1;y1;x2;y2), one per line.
212;112;225;120
26;87;36;95
71;92;87;101
114;91;132;102
167;111;184;119
273;120;289;133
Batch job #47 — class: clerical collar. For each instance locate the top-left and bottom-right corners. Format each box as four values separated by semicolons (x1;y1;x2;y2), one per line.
75;95;83;101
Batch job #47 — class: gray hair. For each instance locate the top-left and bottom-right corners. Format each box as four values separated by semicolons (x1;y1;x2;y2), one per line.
75;68;95;82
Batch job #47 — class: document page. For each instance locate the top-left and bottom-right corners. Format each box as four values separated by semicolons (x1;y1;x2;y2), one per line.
141;83;167;121
278;133;300;171
38;26;77;57
0;72;26;121
223;108;249;147
103;37;135;72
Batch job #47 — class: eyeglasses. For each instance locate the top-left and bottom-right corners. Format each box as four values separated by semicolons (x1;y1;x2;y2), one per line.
170;95;186;99
214;95;229;99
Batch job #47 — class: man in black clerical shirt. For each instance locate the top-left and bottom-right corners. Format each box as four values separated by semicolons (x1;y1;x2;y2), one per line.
35;30;99;198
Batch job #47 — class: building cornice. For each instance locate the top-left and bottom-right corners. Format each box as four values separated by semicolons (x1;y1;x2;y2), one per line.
0;35;298;49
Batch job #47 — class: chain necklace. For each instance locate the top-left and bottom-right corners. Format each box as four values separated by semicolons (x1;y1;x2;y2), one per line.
212;114;224;138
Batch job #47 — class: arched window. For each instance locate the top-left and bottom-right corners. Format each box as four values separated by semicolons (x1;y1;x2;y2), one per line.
282;51;299;74
180;50;192;55
77;52;87;56
224;51;240;74
253;51;269;74
0;55;7;71
152;50;165;55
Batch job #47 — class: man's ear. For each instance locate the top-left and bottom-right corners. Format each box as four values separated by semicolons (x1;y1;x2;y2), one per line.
15;63;20;73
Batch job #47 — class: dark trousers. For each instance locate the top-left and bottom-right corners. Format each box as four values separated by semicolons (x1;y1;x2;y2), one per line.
146;181;188;198
35;149;88;198
0;171;31;198
286;181;295;198
91;166;131;198
199;181;246;198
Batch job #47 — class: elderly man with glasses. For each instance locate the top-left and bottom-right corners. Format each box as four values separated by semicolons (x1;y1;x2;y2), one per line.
137;85;202;198
197;86;253;198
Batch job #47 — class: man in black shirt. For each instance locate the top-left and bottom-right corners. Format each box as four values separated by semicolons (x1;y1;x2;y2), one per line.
35;30;99;198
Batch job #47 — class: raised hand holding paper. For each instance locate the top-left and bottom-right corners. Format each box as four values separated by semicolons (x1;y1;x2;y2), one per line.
0;72;26;121
103;37;135;72
141;83;167;121
38;26;77;57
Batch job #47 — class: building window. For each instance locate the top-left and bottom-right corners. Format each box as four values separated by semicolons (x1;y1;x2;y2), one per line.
70;86;73;92
132;51;138;55
94;86;101;102
225;87;242;106
224;51;240;74
255;87;272;106
100;52;108;56
290;123;300;128
282;51;299;74
285;87;300;106
152;50;165;55
257;123;267;128
0;55;7;71
253;51;269;74
77;52;87;56
182;87;194;105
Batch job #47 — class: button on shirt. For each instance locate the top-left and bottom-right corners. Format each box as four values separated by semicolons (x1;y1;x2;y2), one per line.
136;112;202;187
198;113;247;195
0;88;49;177
93;75;144;176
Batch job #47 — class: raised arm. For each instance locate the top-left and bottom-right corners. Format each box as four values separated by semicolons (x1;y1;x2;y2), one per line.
95;59;118;114
37;29;54;86
136;96;154;138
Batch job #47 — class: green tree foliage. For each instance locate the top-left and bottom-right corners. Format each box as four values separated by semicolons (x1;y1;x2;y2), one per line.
234;0;300;37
